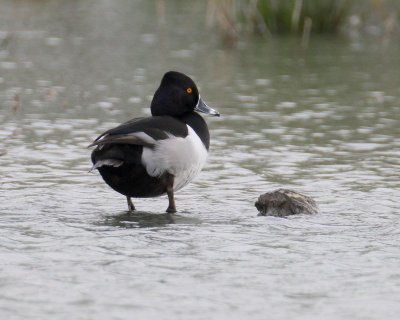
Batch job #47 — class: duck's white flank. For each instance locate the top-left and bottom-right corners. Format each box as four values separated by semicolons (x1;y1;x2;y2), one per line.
141;125;208;191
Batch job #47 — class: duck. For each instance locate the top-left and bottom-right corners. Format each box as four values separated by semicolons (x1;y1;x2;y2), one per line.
89;71;220;213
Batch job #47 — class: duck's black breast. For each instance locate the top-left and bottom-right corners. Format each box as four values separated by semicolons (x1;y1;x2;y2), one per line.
91;115;207;198
178;112;210;150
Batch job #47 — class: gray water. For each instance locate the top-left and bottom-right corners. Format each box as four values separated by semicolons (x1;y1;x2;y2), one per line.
1;1;400;319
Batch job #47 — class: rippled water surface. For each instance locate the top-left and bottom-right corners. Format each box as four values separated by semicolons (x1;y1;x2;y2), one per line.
1;1;400;319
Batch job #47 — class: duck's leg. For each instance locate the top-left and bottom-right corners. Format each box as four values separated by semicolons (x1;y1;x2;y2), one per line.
165;173;177;213
127;196;136;212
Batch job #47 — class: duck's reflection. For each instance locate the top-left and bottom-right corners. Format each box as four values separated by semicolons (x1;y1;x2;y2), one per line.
100;211;202;228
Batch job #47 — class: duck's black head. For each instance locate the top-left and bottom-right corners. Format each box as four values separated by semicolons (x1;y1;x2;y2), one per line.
151;71;220;117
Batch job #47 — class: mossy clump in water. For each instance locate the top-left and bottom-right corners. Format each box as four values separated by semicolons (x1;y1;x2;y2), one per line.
255;189;318;217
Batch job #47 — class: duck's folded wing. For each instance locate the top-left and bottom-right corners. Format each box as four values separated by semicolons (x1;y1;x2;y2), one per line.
88;133;155;148
88;116;188;148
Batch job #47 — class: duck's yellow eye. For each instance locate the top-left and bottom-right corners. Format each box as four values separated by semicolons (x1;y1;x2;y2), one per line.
186;87;192;94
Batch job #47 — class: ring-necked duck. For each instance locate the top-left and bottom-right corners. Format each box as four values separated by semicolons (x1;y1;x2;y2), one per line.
89;71;220;213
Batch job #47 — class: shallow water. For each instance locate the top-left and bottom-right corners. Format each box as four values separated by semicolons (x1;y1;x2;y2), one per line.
1;1;400;319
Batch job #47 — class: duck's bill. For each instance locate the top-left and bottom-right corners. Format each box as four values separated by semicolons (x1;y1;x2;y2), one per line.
195;97;220;117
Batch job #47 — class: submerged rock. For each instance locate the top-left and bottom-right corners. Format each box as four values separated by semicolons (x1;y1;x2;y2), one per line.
255;189;318;217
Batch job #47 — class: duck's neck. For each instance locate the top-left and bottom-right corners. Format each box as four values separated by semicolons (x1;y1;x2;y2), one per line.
178;112;210;150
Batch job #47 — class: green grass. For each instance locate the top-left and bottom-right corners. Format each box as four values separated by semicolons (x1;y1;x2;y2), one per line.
257;0;351;34
208;0;400;45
